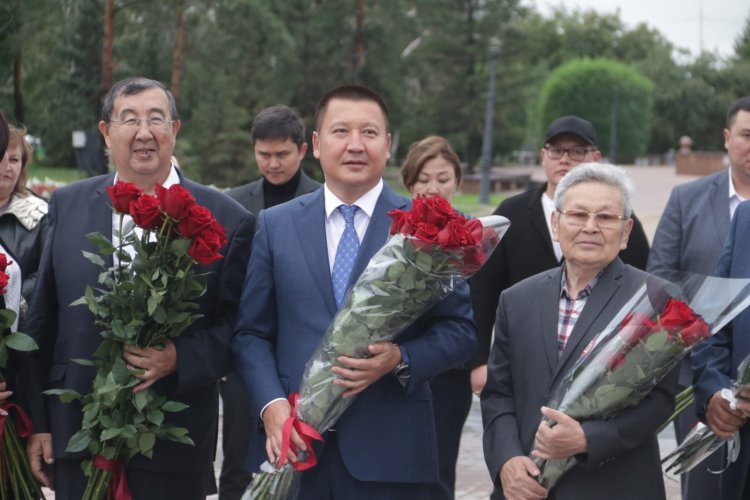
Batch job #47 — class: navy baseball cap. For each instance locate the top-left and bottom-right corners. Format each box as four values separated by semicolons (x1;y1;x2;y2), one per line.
545;116;598;146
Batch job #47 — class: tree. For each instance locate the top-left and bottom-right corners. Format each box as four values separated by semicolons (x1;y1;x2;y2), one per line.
538;58;653;162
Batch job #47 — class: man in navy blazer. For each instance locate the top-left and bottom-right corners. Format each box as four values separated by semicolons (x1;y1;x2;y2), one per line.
232;85;477;499
692;99;750;500
650;97;750;500
21;77;255;499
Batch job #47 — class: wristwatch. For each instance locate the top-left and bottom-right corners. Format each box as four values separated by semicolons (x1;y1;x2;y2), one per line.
392;344;411;387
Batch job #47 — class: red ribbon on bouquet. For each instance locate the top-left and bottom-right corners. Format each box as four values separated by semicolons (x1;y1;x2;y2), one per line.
277;392;324;472
0;401;34;440
0;401;35;483
93;455;132;500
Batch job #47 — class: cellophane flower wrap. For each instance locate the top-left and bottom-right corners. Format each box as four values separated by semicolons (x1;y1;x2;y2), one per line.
0;253;43;499
46;182;227;500
533;273;750;491
244;196;509;500
662;350;750;475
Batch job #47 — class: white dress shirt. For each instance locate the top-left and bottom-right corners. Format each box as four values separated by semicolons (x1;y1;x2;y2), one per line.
541;191;563;262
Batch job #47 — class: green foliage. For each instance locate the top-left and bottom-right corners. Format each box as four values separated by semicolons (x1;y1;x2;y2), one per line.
3;1;750;174
539;58;653;162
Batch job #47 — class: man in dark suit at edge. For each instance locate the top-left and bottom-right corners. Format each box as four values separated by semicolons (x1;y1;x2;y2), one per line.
22;77;255;499
469;116;650;396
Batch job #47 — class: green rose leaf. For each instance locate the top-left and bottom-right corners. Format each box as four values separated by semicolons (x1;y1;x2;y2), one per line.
66;429;92;453
5;332;38;351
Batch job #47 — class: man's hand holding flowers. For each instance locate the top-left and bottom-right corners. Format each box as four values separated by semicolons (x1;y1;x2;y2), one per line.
331;342;402;398
706;388;749;438
122;340;178;393
499;456;547;500
262;400;307;467
532;407;588;460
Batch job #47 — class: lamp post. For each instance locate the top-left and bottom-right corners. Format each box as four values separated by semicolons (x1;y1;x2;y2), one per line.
479;45;501;205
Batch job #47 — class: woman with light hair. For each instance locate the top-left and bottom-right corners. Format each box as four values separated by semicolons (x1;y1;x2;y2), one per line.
0;124;49;321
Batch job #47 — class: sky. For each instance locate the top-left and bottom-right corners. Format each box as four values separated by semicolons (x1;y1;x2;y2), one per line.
533;0;749;58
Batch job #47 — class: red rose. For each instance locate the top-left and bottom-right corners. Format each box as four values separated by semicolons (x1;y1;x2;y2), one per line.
423;196;457;228
107;182;142;214
208;220;228;247
409;196;429;223
188;229;224;266
0;270;8;295
388;209;409;235
155;184;196;221
414;222;440;243
456;245;486;274
620;312;658;347
130;195;164;230
466;219;484;244
659;298;710;346
437;220;467;247
177;204;215;238
0;253;12;272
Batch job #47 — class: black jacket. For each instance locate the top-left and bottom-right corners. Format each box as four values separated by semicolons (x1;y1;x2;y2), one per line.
0;193;48;304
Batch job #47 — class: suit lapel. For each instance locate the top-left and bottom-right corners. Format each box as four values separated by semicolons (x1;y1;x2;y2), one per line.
552;260;625;383
539;268;563;375
291;190;338;316
711;173;731;245
94;175;117;268
350;185;408;284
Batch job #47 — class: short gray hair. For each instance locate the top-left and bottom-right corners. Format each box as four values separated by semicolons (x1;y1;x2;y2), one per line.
101;77;179;122
554;162;634;217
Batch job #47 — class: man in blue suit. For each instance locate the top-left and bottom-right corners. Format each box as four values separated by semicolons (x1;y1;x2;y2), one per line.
650;97;750;500
22;77;255;499
692;98;750;500
232;85;477;499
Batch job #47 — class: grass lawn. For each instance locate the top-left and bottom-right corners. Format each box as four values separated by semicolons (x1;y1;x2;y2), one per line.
27;165;84;183
385;181;504;217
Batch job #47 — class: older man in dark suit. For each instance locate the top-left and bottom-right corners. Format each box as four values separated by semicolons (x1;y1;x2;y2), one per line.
482;162;676;500
469;116;650;398
22;77;255;500
220;104;319;500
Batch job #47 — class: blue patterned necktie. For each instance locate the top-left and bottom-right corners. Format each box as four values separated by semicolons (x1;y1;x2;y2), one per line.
332;204;360;307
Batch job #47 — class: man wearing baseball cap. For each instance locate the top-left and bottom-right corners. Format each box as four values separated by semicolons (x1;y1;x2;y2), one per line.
468;115;650;397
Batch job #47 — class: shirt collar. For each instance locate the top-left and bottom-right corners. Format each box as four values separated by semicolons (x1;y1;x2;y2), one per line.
560;265;603;300
113;165;181;189
323;179;383;219
729;167;746;203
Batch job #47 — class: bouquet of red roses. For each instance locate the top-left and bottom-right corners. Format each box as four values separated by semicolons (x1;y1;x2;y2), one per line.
46;182;226;500
245;196;510;500
533;273;750;491
0;253;43;500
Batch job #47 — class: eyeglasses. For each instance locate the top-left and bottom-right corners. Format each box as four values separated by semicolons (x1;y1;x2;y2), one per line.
544;145;596;161
558;209;627;228
109;117;174;130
